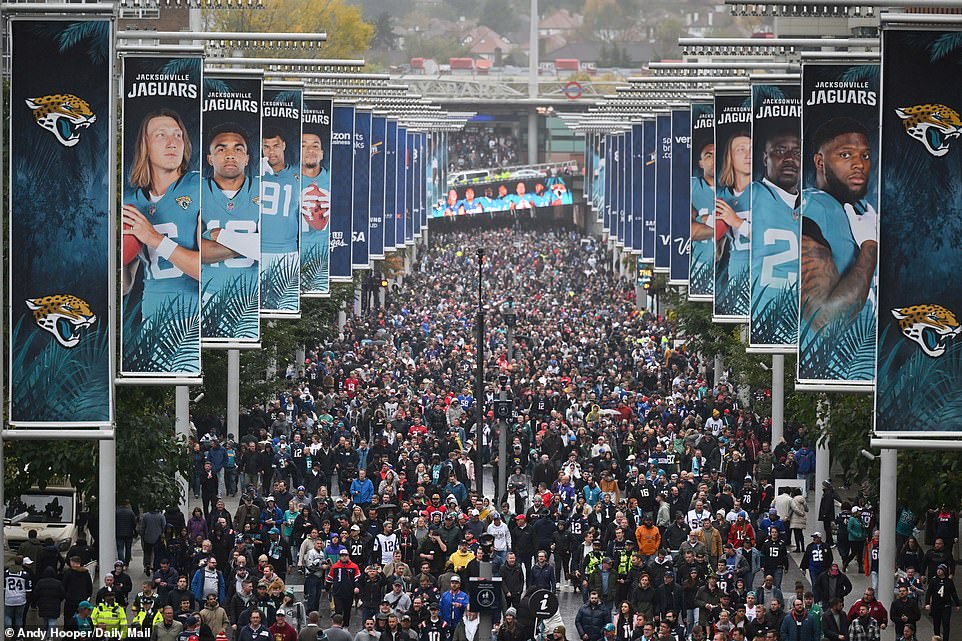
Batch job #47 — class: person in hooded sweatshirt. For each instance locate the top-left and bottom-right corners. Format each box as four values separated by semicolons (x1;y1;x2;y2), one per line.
33;566;65;632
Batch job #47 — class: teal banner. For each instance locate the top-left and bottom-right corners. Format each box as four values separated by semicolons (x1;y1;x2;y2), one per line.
689;102;715;301
300;96;332;297
9;19;114;424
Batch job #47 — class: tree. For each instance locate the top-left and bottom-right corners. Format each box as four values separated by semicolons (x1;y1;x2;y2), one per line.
371;12;398;51
205;0;373;61
479;0;517;38
653;16;684;61
4;387;190;512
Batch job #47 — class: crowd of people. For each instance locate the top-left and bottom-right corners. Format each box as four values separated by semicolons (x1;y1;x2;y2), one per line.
5;223;960;641
449;129;521;171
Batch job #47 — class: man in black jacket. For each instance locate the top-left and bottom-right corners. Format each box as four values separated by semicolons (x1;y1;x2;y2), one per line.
818;481;839;546
821;597;849;641
500;552;525;610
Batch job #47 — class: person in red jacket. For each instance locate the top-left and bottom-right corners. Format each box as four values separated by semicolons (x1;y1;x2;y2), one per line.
327;550;361;626
847;587;889;632
728;513;756;547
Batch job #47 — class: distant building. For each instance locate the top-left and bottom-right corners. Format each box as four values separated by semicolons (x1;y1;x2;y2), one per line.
460;25;514;64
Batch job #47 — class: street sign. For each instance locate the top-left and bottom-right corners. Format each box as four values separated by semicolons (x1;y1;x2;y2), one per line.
469;577;502;612
525;589;559;619
494;400;512;420
563;81;583;100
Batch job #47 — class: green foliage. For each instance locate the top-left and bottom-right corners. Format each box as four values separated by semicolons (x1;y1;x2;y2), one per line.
4;387;189;512
122;297;201;374
404;33;471;64
371;12;399;50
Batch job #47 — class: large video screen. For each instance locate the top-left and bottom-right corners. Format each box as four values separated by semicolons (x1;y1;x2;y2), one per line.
431;176;575;218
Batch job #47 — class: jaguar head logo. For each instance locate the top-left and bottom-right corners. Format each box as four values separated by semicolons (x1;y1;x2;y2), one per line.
895;104;962;158
26;294;97;348
176;196;192;210
891;304;962;358
25;94;97;148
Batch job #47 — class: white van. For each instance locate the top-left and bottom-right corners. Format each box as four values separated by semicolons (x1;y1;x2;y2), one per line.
449;169;491;186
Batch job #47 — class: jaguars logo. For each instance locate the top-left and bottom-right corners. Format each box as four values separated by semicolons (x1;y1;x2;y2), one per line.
25;94;97;148
895;104;962;157
891;304;962;358
25;295;97;348
176;196;192;210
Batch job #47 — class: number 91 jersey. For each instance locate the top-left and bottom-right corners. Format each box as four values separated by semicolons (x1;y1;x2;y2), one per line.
260;164;300;253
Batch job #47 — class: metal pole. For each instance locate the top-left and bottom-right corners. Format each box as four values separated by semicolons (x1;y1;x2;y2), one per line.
498;390;508;503
99;438;116;580
878;449;897;604
528;111;539;165
771;354;785;447
176;386;191;513
227;350;240;439
714;355;724;387
479;560;493;637
475;249;485;495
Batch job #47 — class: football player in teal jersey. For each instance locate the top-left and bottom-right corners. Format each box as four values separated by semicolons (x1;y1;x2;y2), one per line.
690;141;716;289
800;117;877;333
201;123;261;338
122;109;201;320
260;126;300;309
715;131;753;300
751;128;801;341
507;181;534;211
300;130;331;293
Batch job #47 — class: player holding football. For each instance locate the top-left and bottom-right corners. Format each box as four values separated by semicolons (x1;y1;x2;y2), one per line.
300;130;331;234
122;109;201;320
751;127;801;339
715;131;753;295
800;117;877;332
201;122;261;338
260;126;300;309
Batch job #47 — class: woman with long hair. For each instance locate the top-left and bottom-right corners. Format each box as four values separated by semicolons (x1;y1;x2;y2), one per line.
613;601;636;641
714;130;753;287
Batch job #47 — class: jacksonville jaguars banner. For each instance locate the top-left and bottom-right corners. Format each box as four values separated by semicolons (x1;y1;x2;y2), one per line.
877;27;962;432
670;108;692;286
352;108;371;270
713;91;752;323
370;114;386;259
8;18;114;425
201;71;262;344
384;119;397;253
689;101;715;301
416;132;427;237
798;63;879;389
603;133;613;234
120;54;202;378
405;130;415;245
613;132;624;248
594;134;606;222
259;83;303;315
749;82;801;351
329;102;354;282
300;95;332;297
655;113;672;273
642;120;657;263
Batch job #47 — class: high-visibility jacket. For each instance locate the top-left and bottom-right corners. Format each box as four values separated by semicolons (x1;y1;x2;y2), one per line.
91;603;128;637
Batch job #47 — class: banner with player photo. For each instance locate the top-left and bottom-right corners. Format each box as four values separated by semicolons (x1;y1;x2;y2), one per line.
613;132;624;248
877;28;962;432
300;95;332;297
370;114;386;260
405;130;415;245
329;103;355;281
8;18;114;425
259;84;302;315
416;132;427;237
594;135;607;224
603;133;613;234
670;108;692;286
797;63;879;388
713;92;752;323
121;54;202;377
689;102;715;301
352;109;371;270
201;72;262;344
749;82;801;351
655;113;672;273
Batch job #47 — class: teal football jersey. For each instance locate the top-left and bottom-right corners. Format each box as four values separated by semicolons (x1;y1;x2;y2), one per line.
690;176;715;268
716;184;751;275
752;179;799;293
260;164;300;253
202;175;261;294
801;187;875;320
125;171;201;317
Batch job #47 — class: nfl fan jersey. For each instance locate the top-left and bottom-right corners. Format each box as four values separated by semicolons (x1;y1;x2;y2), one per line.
126;171;201;318
202;175;261;294
260;164;300;253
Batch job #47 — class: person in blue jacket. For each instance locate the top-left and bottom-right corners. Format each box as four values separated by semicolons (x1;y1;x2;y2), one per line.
350;469;375;507
190;557;226;603
439;575;470;629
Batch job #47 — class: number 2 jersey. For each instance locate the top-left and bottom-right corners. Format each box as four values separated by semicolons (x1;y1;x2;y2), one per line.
690;176;715;289
750;178;800;344
125;171;201;319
